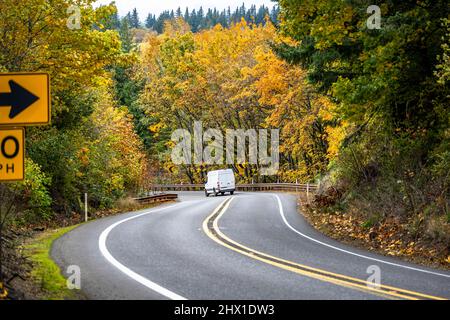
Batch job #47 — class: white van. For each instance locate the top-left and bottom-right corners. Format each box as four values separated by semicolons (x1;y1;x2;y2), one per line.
205;169;236;197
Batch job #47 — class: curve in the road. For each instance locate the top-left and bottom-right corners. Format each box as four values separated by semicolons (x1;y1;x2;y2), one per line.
95;194;447;300
273;195;450;279
99;203;187;300
203;196;446;300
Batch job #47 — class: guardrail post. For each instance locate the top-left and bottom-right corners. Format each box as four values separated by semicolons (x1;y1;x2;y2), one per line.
306;183;310;203
84;193;88;222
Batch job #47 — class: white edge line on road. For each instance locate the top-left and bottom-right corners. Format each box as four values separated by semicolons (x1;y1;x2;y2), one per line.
98;204;188;300
274;194;450;279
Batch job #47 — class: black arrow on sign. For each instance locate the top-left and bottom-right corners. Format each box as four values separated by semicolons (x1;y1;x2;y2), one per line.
0;80;39;119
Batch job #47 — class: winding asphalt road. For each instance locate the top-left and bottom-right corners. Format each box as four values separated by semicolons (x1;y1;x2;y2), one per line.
51;192;450;300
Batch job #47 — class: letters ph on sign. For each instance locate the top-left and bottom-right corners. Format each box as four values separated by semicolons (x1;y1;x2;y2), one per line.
0;128;24;181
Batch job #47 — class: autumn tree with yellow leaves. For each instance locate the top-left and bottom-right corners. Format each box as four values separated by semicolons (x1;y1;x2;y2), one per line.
0;0;148;224
0;0;151;297
139;19;342;183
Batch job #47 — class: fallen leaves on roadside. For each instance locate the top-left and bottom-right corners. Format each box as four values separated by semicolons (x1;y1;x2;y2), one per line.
300;197;450;270
0;282;8;300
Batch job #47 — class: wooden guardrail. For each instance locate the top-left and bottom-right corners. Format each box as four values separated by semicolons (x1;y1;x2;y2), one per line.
147;183;318;193
134;193;178;204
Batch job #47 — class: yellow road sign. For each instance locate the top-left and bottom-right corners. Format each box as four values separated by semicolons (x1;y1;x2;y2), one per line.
0;128;25;182
0;73;50;126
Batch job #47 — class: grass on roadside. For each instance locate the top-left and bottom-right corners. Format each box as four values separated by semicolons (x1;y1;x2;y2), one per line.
24;225;84;300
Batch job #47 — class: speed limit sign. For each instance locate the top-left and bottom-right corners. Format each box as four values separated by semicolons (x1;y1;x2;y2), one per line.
0;128;24;182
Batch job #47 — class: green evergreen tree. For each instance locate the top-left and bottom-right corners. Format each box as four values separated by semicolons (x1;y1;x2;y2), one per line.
130;8;140;28
119;17;133;52
145;5;279;34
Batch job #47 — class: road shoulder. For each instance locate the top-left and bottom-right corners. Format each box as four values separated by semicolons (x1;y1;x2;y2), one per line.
298;195;450;271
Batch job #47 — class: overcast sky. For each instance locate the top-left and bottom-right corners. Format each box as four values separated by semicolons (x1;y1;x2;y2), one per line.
95;0;277;18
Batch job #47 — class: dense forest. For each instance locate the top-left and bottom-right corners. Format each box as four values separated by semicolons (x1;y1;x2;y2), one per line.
0;0;449;299
106;4;280;34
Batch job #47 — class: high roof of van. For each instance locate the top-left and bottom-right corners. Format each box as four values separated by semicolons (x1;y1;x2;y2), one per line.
208;169;234;175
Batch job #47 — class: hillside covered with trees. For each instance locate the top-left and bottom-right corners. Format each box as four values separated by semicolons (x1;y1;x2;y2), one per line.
106;4;280;34
276;0;449;265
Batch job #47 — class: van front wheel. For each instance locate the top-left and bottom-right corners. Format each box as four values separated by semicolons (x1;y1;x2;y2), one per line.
205;190;209;197
230;191;234;195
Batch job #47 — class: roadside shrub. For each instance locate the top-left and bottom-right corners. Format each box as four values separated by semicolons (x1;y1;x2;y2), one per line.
115;197;140;212
425;215;450;245
15;159;53;224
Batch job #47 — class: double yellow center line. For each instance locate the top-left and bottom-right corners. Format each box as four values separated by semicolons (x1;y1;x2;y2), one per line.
202;198;446;300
